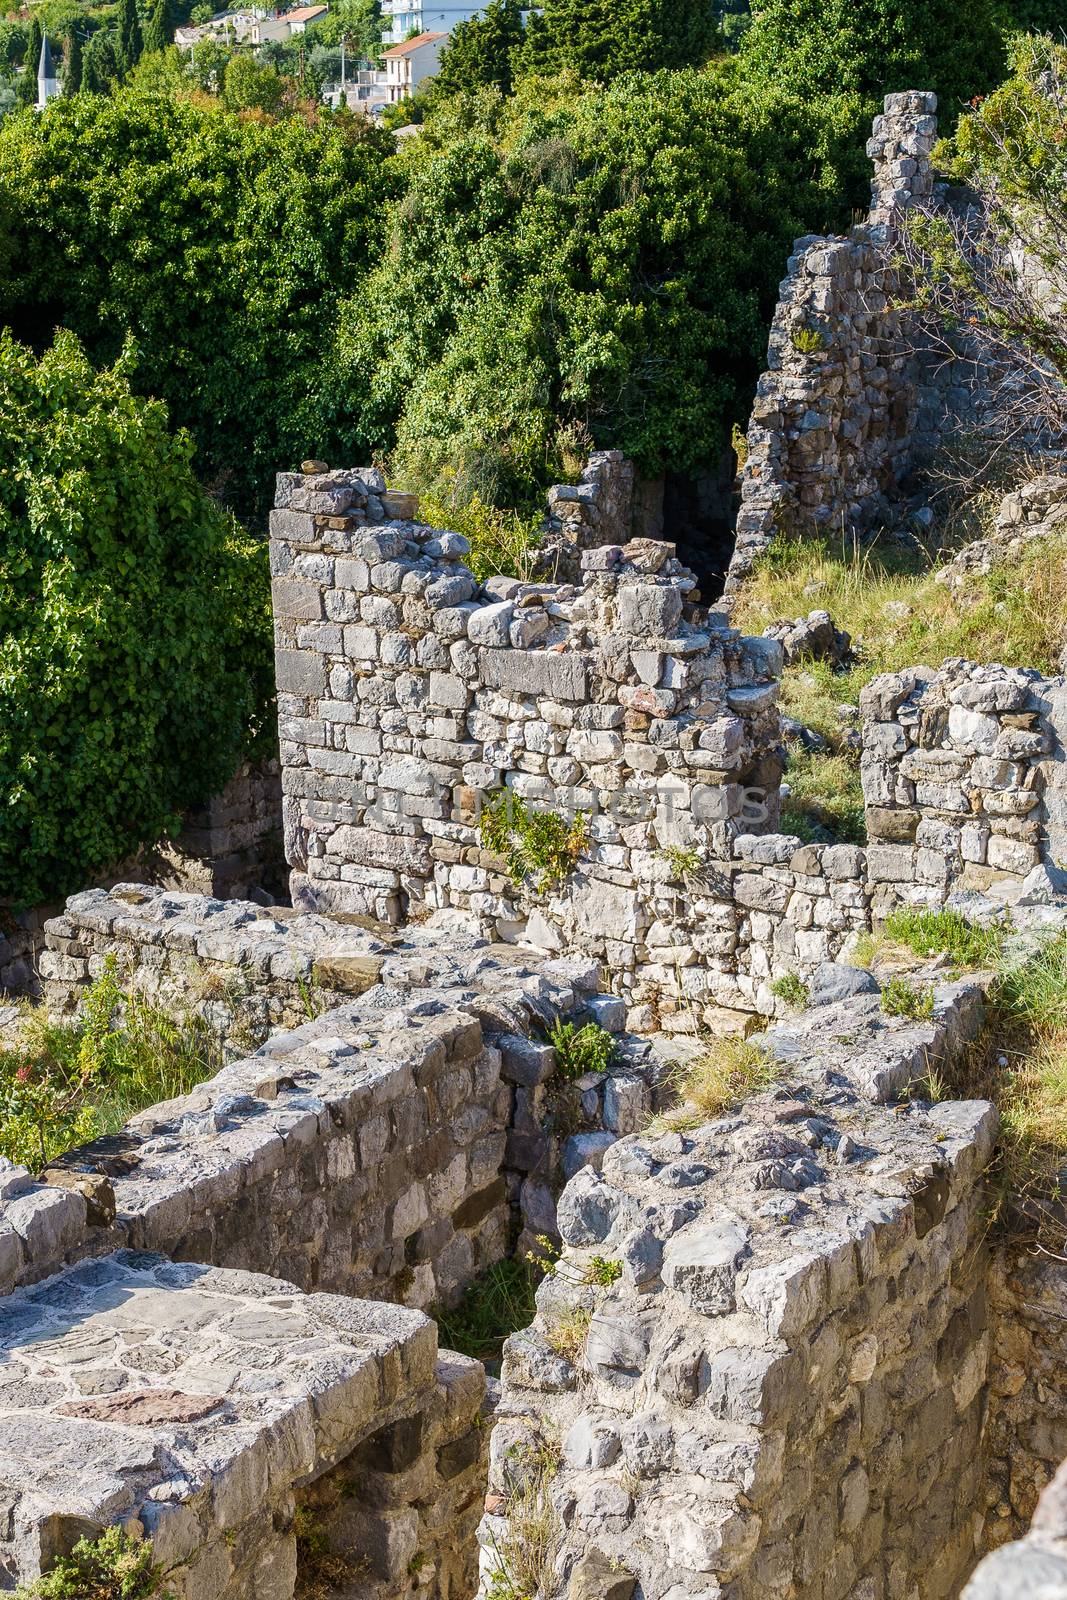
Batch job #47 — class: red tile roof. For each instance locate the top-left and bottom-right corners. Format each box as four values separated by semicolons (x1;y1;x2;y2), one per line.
381;30;445;56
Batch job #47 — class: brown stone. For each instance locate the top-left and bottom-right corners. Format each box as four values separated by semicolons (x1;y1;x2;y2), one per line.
866;806;921;842
312;952;384;996
301;459;329;473
58;1389;225;1425
569;1548;637;1600
42;1168;116;1228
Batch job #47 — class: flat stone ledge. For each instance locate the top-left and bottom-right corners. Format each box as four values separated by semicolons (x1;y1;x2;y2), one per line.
0;1250;436;1594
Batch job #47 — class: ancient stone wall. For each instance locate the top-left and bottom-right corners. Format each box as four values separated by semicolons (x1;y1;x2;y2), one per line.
534;450;636;582
0;1249;486;1600
860;660;1067;913
726;92;940;597
269;467;784;1022
483;971;997;1600
16;885;658;1306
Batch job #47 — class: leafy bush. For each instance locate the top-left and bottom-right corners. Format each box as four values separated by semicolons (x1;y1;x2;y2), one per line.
515;0;715;80
337;69;868;508
547;1018;617;1077
0;331;273;906
0;959;221;1170
738;0;1007;120
880;977;935;1020
17;1527;170;1599
479;791;589;889
0;87;396;520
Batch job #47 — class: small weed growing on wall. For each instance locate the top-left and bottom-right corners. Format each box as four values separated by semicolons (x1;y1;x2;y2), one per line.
479;792;589;891
882;907;1006;969
770;973;810;1009
791;324;827;354
0;960;222;1172
881;978;935;1021
658;845;703;882
584;1256;622;1287
17;1528;171;1599
544;1305;592;1362
547;1019;616;1078
484;1443;560;1600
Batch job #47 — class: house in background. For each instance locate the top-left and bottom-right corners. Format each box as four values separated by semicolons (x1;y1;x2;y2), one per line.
382;30;445;99
381;2;486;46
175;4;328;49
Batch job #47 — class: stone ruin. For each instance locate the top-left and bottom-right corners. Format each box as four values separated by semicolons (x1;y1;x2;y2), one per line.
4;90;1067;1600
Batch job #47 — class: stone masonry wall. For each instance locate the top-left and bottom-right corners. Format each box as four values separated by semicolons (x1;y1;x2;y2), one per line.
0;1248;487;1600
534;450;636;583
269;467;785;1022
484;970;997;1600
726;92;939;598
861;660;1067;913
17;884;655;1308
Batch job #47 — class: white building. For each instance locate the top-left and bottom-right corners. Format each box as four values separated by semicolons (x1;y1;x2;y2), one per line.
36;33;59;108
381;30;445;99
381;2;486;46
175;5;328;49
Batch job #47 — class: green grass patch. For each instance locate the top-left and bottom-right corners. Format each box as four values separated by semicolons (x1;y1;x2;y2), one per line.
0;959;221;1172
780;747;866;845
652;1036;773;1129
882;907;1006;969
435;1258;537;1365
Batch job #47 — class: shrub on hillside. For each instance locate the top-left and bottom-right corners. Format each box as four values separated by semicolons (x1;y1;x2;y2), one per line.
0;330;273;907
738;0;1006;119
0;87;396;521
336;70;868;507
515;0;716;80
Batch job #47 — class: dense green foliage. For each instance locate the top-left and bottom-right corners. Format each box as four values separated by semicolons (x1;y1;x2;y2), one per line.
0;89;396;517
431;0;524;99
517;0;716;79
0;330;272;905
739;0;1007;113
340;71;867;504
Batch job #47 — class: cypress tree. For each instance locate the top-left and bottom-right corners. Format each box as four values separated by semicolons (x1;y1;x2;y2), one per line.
431;0;524;98
83;28;121;91
17;16;42;103
143;0;175;55
515;0;714;80
64;26;84;94
115;0;143;74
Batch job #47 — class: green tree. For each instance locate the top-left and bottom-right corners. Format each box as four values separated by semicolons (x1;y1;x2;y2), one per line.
83;27;121;91
738;0;1007;118
431;0;525;98
63;25;83;94
115;0;143;74
221;49;284;111
143;0;175;54
16;17;42;104
0;329;273;907
1003;0;1066;31
337;71;866;505
0;88;396;520
515;0;716;80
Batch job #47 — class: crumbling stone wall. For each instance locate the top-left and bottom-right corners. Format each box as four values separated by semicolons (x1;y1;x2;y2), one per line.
269;467;785;1023
483;973;997;1600
534;450;636;582
983;1247;1067;1550
0;1249;486;1600
726;92;940;597
14;885;657;1306
861;660;1067;912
